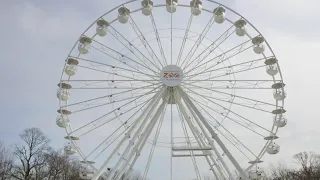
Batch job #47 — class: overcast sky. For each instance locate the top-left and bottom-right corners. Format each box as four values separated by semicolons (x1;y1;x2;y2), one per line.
1;0;320;179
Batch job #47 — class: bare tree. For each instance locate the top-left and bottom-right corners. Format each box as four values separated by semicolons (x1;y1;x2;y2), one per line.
293;151;320;179
0;141;14;180
267;163;298;180
12;128;51;180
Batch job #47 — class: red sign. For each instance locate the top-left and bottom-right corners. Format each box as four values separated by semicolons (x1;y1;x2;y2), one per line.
163;72;180;79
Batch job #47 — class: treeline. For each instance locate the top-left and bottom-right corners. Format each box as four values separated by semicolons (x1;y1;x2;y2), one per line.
267;151;320;180
1;128;320;180
201;151;320;180
0;128;143;180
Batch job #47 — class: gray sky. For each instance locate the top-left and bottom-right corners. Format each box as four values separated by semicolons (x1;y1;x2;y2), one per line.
1;0;320;179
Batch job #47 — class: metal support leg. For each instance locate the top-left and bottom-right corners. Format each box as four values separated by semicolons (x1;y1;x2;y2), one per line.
177;86;248;179
92;87;165;180
177;100;225;180
177;90;232;179
114;93;169;180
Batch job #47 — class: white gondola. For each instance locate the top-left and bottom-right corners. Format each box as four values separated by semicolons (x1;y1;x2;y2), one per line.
56;115;69;128
213;7;226;24
118;7;130;24
275;115;287;128
57;82;71;101
235;19;247;36
64;142;76;155
96;19;109;36
252;36;265;54
190;0;202;16
141;0;153;16
78;37;92;54
248;168;266;180
266;65;278;76
57;88;70;101
166;0;178;13
273;89;286;100
79;166;94;180
65;65;77;76
65;58;79;76
266;142;280;154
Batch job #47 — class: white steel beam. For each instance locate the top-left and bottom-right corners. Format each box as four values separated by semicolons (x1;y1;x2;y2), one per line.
172;154;208;157
114;92;169;180
91;87;165;180
177;99;226;180
172;146;212;151
177;86;248;179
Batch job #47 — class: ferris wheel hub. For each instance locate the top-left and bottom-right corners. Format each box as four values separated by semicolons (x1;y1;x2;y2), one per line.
160;65;183;87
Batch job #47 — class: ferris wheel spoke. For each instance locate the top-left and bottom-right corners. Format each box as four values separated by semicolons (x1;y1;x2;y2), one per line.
176;105;202;180
89;37;159;77
79;97;152;137
177;89;238;179
201;64;269;82
170;5;173;64
106;24;162;72
128;14;165;68
72;91;156;113
69;65;157;85
182;25;235;71
69;86;160;135
189;96;263;158
142;104;166;180
182;84;272;113
74;65;158;87
69;56;158;80
85;122;127;159
63;80;158;91
65;80;159;91
176;15;193;66
181;83;277;107
185;56;268;79
187;99;256;162
110;94;169;180
78;53;156;80
91;88;166;180
183;80;278;90
176;100;228;179
184;88;274;135
86;98;151;160
69;80;159;89
185;39;252;75
177;86;248;179
179;15;215;68
63;89;156;114
61;87;149;108
64;79;158;82
150;14;168;65
92;127;126;161
188;94;266;137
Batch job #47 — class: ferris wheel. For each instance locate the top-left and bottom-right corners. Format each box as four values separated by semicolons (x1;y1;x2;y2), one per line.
56;0;287;180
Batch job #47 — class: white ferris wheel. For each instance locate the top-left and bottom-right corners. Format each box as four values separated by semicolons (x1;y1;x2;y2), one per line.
56;0;287;180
